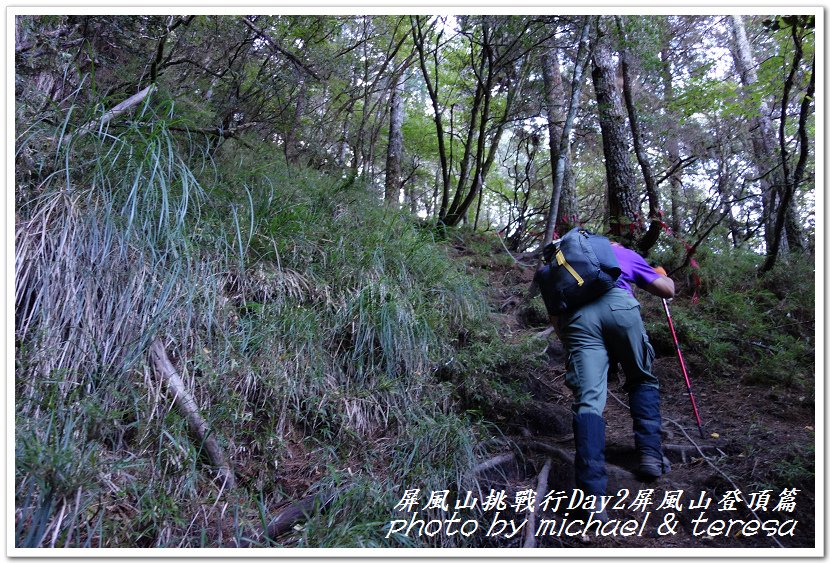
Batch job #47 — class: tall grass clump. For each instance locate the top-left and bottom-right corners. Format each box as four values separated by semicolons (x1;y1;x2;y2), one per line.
201;144;496;546
16;91;500;548
15;91;229;547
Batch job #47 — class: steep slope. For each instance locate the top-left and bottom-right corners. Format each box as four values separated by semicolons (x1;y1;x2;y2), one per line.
448;231;815;550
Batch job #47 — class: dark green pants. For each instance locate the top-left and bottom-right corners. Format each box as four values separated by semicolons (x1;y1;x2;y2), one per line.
561;287;658;416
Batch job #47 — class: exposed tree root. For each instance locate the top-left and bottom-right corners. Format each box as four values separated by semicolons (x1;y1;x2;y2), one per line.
468;452;517;478
514;438;633;481
663;442;724;463
662;415;785;548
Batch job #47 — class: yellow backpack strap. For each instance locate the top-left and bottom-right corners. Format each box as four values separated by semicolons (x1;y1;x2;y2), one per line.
555;249;584;286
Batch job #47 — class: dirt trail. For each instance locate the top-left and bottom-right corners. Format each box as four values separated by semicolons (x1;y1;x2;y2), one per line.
458;236;815;550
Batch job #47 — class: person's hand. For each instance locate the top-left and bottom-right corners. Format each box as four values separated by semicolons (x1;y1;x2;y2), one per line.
646;267;675;298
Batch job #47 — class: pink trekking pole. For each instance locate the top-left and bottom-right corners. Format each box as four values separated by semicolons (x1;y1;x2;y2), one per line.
662;298;705;438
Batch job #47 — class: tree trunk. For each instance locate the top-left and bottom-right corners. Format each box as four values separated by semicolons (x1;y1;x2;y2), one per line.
384;71;404;206
541;36;578;239
284;76;307;166
660;26;683;236
785;205;804;250
715;153;743;247
759;19;814;273
443;21;495;226
432;167;440;219
542;16;595;247
616;16;662;255
338;70;357;167
729;15;777;250
411;16;451;221
473;185;484;230
449;68;486;219
443;68;525;225
424;16;529;228
729;15;803;255
591;18;638;239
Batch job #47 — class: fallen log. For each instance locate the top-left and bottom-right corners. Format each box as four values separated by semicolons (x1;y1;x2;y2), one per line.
235;489;339;547
265;491;336;540
149;339;236;489
468;452;517;478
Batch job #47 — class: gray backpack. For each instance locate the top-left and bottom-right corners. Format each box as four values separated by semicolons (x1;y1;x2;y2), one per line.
534;227;621;315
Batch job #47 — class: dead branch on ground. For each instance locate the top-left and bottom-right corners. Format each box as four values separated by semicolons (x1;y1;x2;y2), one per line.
149;339;236;490
523;457;552;548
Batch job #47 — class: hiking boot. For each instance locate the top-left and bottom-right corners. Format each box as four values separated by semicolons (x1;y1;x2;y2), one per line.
637;454;668;480
588;508;609;524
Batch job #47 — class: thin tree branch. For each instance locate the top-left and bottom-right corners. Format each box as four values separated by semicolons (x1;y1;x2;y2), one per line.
242;17;321;81
655;155;700;186
65;84;156;143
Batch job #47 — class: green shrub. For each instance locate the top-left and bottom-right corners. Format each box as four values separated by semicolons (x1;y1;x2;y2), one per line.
649;246;814;390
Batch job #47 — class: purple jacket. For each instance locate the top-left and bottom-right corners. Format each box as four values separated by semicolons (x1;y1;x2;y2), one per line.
612;244;659;297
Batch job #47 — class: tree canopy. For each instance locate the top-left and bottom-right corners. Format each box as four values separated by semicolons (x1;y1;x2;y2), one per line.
16;13;815;261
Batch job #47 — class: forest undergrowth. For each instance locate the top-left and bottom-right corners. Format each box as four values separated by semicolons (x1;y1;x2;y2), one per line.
14;94;533;548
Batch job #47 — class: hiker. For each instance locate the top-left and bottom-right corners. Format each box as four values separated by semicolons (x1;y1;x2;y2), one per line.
535;233;675;518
